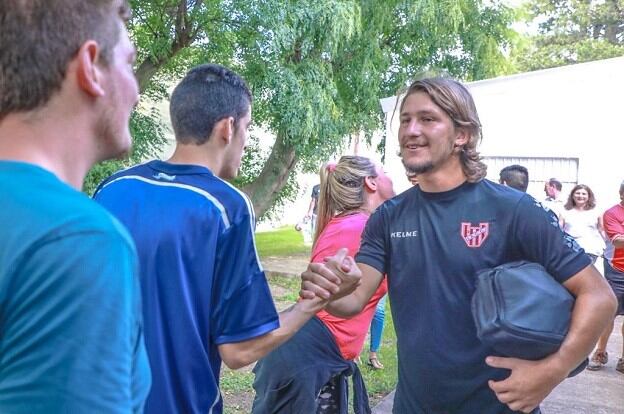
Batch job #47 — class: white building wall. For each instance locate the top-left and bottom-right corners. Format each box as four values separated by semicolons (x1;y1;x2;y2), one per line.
381;57;624;212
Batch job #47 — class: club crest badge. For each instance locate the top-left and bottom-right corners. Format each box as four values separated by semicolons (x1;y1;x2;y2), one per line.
461;222;489;248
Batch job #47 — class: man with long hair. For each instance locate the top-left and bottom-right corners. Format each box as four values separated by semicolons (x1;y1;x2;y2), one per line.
0;1;150;412
303;77;616;413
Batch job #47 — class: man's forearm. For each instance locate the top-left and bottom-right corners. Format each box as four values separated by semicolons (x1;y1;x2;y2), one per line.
308;261;382;318
325;292;367;318
219;298;325;369
551;284;617;375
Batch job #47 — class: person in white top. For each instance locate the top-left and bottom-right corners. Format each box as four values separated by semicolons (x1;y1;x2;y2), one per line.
560;184;606;263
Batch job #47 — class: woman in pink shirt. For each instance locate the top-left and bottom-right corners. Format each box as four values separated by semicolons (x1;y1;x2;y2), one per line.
252;155;394;414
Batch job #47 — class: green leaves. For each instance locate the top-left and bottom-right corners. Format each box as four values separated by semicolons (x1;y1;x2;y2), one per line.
512;0;624;72
85;0;515;218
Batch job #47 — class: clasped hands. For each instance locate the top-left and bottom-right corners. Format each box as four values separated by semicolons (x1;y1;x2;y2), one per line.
299;248;362;303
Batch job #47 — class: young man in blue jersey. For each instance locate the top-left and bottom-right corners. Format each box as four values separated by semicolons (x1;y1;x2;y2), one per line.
0;1;150;412
302;77;617;413
94;64;359;414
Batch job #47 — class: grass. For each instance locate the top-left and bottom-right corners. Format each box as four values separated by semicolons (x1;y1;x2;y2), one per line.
266;273;301;303
221;369;255;414
255;226;310;257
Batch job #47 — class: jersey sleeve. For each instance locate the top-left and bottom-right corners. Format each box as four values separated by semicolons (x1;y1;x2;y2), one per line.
4;229;150;413
603;207;624;241
511;195;591;283
211;213;279;345
355;207;388;274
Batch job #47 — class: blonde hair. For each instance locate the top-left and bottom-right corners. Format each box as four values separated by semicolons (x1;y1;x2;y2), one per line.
400;77;487;182
314;155;377;244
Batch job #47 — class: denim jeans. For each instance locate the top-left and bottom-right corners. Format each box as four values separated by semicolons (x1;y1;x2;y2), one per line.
369;295;386;352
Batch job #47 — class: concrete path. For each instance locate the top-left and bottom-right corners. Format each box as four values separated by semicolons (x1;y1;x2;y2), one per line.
261;254;309;278
373;317;624;413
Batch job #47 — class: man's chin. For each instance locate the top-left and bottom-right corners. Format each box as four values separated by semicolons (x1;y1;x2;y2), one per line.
402;160;433;175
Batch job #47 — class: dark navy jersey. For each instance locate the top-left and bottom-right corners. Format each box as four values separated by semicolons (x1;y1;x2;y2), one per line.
356;180;590;414
94;160;279;414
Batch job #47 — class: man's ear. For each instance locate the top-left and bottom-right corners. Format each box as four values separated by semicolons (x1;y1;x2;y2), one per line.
364;175;377;193
213;117;234;145
453;128;469;152
76;41;105;98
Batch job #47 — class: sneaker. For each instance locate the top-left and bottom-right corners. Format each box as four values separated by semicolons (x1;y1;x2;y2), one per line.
616;358;624;374
587;351;608;371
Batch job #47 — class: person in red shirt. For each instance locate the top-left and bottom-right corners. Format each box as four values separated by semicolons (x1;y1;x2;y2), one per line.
588;181;624;373
252;155;394;413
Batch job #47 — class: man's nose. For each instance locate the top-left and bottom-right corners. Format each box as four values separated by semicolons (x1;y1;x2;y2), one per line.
404;120;422;136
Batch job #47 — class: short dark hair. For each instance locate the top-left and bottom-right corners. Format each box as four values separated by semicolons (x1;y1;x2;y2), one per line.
169;64;252;145
499;164;529;192
0;0;129;119
547;178;562;191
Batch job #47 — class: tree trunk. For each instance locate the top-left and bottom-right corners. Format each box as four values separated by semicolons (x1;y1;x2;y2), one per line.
242;133;298;217
133;0;202;93
605;23;619;43
135;59;162;94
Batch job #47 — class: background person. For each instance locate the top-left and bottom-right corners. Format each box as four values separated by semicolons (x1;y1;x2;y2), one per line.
499;164;529;192
296;183;320;245
543;177;564;221
588;181;624;372
300;183;321;244
0;1;150;412
367;296;387;370
560;184;606;264
252;155;394;413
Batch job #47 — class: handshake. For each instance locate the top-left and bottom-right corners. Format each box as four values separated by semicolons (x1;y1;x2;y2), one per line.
298;248;362;307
